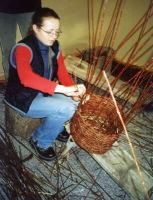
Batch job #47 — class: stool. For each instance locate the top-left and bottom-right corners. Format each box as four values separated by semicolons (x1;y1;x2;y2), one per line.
5;104;42;162
5;104;41;139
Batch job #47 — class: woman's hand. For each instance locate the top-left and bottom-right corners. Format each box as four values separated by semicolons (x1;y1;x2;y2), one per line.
72;96;81;102
76;84;86;97
55;84;86;97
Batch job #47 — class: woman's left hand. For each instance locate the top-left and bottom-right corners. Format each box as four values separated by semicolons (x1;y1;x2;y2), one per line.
76;84;86;97
72;96;81;102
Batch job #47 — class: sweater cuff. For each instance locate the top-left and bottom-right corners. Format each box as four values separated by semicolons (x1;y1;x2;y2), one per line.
50;82;58;95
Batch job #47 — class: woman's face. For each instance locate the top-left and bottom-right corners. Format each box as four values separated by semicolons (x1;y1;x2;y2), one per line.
33;17;61;46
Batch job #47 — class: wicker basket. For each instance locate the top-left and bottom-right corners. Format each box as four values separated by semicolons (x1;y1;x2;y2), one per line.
70;94;123;154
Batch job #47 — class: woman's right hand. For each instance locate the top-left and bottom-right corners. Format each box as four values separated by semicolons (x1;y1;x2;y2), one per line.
55;84;86;97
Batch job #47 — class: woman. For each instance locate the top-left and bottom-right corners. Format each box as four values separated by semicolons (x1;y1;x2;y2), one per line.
4;7;86;161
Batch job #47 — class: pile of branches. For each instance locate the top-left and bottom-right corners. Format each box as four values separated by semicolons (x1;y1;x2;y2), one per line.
0;126;54;200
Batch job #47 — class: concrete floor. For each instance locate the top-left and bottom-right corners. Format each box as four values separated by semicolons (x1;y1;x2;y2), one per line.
0;84;131;200
0;76;153;200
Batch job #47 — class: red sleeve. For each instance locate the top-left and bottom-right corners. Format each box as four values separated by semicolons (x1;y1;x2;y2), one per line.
15;46;57;95
57;51;75;86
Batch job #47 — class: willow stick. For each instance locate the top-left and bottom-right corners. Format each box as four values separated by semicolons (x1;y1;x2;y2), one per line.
102;70;150;200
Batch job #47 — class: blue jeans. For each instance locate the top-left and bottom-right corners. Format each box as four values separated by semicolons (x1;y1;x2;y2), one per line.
25;93;79;149
0;12;33;79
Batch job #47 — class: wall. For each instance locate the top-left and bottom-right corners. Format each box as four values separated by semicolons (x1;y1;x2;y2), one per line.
0;0;152;78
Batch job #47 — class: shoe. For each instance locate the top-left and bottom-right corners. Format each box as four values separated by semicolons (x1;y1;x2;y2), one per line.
56;128;70;143
29;137;56;161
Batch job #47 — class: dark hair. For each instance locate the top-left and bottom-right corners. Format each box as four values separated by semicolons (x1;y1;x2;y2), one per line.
28;7;60;34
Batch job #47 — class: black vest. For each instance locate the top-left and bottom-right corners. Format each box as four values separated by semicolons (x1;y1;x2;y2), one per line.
5;35;59;113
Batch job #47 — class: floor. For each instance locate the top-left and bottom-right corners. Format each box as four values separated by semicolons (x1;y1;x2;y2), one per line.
0;81;153;200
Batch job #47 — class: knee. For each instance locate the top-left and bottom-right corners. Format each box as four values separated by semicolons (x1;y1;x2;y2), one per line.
60;103;77;120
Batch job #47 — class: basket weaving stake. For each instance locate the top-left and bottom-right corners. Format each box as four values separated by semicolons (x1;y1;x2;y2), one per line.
102;70;149;200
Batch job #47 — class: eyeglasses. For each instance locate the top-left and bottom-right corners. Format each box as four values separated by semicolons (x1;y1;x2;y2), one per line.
40;27;62;38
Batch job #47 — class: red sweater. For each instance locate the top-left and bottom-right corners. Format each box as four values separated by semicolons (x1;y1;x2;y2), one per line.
15;46;74;95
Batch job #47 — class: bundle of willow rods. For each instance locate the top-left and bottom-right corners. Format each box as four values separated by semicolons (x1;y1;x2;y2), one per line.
70;94;123;154
0;126;50;200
